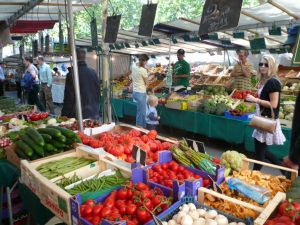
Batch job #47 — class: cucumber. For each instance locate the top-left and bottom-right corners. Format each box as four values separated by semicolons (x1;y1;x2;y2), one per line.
21;133;44;157
37;128;62;138
47;126;76;138
44;143;57;152
51;140;66;150
26;127;45;146
15;148;30;159
16;140;33;157
54;135;66;143
41;134;52;142
73;135;82;143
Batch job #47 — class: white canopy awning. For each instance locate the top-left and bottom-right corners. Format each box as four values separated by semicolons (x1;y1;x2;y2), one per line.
76;0;300;55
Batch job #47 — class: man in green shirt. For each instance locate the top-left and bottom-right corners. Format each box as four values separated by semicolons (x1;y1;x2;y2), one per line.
173;49;191;87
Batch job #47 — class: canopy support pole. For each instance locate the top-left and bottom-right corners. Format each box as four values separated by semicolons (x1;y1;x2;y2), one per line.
67;0;83;131
101;0;112;123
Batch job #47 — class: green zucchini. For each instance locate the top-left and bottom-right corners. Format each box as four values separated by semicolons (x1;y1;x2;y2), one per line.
16;140;33;157
26;127;45;146
47;126;76;138
44;143;57;152
54;135;66;143
15;148;30;159
41;134;52;142
20;133;44;157
37;128;62;138
51;140;66;150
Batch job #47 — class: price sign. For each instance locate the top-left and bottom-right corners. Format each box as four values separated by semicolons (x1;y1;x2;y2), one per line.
208;175;223;194
185;138;206;154
132;145;147;166
292;27;300;66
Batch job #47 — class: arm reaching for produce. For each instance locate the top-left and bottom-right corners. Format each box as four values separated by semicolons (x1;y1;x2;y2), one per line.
246;92;279;109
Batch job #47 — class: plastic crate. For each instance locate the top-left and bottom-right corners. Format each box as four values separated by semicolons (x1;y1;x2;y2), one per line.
159;196;253;225
224;111;254;121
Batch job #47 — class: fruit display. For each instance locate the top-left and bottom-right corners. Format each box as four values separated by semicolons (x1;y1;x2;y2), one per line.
79;182;173;225
170;140;220;175
278;69;300;78
59;119;102;130
201;86;228;96
58;169;129;195
220;151;246;176
279;104;295;121
190;75;208;86
77;129;173;164
231;90;258;100
36;156;96;179
200;96;236;115
265;199;300;225
13;126;81;161
282;82;300;92
229;103;256;117
162;202;246;225
148;160;210;188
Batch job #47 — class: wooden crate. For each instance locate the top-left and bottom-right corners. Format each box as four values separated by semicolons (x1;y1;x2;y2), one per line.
241;158;298;181
198;187;286;225
20;148;131;224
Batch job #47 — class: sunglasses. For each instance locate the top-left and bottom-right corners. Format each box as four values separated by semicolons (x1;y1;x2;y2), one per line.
259;63;269;68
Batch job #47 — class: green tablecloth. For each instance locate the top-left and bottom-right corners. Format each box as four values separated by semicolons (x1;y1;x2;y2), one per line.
0;160;20;187
111;98;291;158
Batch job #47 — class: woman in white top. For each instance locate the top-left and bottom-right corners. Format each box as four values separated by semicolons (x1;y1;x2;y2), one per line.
246;54;285;170
132;54;149;128
23;56;45;111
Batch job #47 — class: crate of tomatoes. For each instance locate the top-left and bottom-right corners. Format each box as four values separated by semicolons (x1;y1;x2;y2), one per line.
231;90;258;100
70;174;182;225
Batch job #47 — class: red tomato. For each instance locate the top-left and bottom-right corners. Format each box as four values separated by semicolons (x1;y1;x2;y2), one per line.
127;189;133;199
203;179;210;187
83;199;95;206
141;135;149;143
144;198;153;210
115;200;125;209
83;205;93;216
85;216;93;222
153;164;162;173
104;199;115;209
151;196;162;206
164;180;173;188
92;204;103;216
178;165;185;172
91;216;101;225
171;163;179;172
141;190;151;199
119;204;126;215
147;130;157;140
126;203;137;215
100;208;111;218
161;142;172;150
161;163;168;170
80;205;86;217
117;189;128;200
137;208;151;223
136;182;149;191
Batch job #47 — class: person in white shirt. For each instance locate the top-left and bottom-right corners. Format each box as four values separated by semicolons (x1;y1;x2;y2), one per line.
132;54;149;128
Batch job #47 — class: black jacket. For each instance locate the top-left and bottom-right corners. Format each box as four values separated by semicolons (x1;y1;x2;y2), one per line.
289;92;300;165
61;62;100;119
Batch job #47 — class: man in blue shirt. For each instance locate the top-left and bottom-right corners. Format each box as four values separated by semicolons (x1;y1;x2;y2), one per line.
0;62;5;96
37;56;55;114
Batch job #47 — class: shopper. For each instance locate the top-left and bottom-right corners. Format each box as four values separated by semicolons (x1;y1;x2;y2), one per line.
37;56;55;115
146;95;160;130
22;56;45;111
173;49;191;87
0;62;5;96
132;54;149;128
62;49;100;119
15;69;22;104
246;54;286;170
282;25;300;171
230;50;254;90
53;67;61;76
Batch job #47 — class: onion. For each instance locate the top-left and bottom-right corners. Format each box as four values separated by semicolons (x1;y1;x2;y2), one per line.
205;218;218;225
229;223;237;225
237;223;246;225
205;210;218;219
188;203;197;211
176;211;186;224
180;204;190;213
197;208;207;217
215;215;228;225
189;210;200;220
168;220;177;225
181;214;193;225
193;218;206;225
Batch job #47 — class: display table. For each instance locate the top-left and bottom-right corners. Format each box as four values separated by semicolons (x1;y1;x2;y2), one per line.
110;98;291;159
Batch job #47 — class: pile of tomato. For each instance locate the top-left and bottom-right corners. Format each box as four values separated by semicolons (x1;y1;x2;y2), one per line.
265;199;300;225
231;90;258;99
78;129;173;164
148;161;210;188
80;182;172;225
29;112;49;121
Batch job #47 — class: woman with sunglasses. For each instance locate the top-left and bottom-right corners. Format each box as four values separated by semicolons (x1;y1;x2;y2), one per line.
246;54;286;170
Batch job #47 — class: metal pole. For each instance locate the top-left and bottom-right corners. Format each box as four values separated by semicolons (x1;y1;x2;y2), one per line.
67;0;83;131
101;0;112;123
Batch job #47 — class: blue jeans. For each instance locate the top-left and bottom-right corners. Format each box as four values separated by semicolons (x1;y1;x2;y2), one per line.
133;91;147;128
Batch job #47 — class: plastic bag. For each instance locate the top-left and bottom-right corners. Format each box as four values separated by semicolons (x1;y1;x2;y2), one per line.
228;178;271;204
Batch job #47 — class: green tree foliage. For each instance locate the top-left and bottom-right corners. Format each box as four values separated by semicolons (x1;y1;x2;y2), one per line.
72;0;260;38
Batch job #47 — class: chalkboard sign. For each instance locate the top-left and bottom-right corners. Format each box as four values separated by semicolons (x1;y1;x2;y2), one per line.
185;138;206;154
233;31;245;39
268;27;281;36
292;27;300;66
104;15;121;43
132;145;147;166
138;4;158;37
249;37;266;50
90;18;98;48
199;0;243;35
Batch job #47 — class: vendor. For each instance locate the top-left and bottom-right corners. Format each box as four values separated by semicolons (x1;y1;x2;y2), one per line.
173;49;190;87
230;50;253;90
